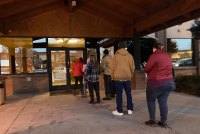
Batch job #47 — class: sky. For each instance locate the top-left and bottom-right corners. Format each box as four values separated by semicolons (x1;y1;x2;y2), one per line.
33;48;46;52
174;39;191;50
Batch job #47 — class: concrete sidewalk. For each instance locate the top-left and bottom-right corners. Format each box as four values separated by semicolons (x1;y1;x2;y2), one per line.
0;90;200;134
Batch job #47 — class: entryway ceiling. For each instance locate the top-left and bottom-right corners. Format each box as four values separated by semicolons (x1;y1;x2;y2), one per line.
0;37;86;48
0;0;200;37
0;37;32;48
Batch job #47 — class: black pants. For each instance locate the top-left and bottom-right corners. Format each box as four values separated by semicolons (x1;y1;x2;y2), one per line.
104;75;112;96
88;82;100;101
74;76;83;93
104;75;116;97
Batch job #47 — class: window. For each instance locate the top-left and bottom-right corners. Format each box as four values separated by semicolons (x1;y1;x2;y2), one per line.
0;45;9;74
0;37;47;74
167;38;193;67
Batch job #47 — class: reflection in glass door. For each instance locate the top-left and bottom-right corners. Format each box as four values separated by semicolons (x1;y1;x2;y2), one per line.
51;50;67;86
69;50;83;85
48;48;86;92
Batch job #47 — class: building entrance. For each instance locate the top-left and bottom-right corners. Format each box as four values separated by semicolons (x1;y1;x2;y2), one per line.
47;47;85;93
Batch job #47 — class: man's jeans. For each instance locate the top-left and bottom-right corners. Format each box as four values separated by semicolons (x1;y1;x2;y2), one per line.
146;80;174;122
114;80;133;113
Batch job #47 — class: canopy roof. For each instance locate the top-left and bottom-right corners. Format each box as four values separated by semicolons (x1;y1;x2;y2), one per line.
0;0;200;37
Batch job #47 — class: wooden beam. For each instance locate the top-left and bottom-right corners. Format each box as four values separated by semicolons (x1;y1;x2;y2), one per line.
79;0;130;24
106;0;147;18
140;16;194;36
2;1;65;25
79;5;125;27
129;8;200;37
0;0;61;19
161;23;169;28
166;16;191;27
78;1;127;27
0;22;6;35
0;0;14;6
130;0;200;32
151;0;169;7
183;13;192;19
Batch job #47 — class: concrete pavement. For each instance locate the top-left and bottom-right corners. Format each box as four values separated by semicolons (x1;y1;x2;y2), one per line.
0;90;200;134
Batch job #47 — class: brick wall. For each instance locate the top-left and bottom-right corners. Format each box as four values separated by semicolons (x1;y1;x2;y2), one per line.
3;74;48;96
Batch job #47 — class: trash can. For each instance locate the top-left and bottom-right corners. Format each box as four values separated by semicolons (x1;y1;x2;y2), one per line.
0;83;5;105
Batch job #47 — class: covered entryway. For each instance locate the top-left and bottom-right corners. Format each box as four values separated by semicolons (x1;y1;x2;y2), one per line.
0;0;200;95
47;47;85;92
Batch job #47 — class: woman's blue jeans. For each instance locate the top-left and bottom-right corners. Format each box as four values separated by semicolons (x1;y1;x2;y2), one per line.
146;80;174;123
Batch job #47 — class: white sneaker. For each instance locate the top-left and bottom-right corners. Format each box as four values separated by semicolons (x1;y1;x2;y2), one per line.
112;110;123;116
127;110;133;115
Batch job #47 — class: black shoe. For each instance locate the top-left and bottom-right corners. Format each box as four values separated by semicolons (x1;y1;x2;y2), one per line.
145;120;157;126
103;97;111;100
111;95;115;98
89;100;95;104
158;121;167;128
96;100;101;103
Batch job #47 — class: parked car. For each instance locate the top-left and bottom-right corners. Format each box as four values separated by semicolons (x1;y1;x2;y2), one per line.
173;58;192;67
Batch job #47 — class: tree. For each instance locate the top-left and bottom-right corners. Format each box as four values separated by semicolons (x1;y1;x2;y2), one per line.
189;21;200;39
167;39;178;53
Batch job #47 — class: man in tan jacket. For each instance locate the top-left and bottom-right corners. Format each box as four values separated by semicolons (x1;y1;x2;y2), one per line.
100;49;114;100
112;41;135;116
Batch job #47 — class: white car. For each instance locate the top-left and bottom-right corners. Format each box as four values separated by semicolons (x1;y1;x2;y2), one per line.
173;58;192;67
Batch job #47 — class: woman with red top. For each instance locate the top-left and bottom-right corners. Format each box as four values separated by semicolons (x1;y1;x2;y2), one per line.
144;43;175;128
72;57;83;95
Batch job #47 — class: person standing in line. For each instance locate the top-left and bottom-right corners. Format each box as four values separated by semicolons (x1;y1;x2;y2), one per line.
72;57;84;95
144;43;174;128
85;55;100;104
112;41;135;116
100;49;113;100
82;56;90;97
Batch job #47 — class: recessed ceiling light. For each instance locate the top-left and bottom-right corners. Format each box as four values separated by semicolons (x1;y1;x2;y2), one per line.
68;38;78;44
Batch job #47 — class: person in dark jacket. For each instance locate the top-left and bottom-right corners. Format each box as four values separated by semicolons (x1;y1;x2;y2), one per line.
144;43;175;127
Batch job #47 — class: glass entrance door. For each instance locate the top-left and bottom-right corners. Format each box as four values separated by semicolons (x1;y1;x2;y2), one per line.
47;48;85;92
69;50;84;85
51;50;67;86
